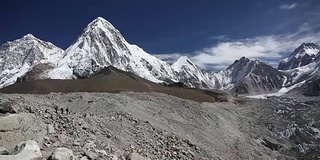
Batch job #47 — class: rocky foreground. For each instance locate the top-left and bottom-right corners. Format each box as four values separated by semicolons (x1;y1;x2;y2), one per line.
0;92;319;160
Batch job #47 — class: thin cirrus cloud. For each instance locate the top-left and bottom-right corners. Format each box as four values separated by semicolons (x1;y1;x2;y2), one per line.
208;35;229;41
279;3;298;10
154;27;320;71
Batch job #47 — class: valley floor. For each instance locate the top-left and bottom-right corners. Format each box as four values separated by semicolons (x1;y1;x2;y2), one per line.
0;92;319;159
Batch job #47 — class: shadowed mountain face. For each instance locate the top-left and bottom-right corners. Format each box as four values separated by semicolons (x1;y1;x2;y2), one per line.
0;66;230;103
222;57;287;94
288;77;320;96
302;79;320;96
279;43;320;70
235;62;287;94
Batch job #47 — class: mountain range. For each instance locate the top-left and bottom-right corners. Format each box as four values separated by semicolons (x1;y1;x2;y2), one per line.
0;17;319;96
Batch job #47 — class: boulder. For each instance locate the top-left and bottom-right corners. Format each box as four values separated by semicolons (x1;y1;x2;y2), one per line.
80;156;90;160
0;113;46;149
84;150;98;160
49;147;75;160
111;155;118;160
127;152;149;160
58;134;71;144
47;124;55;134
0;140;42;160
0;146;9;155
0;101;22;113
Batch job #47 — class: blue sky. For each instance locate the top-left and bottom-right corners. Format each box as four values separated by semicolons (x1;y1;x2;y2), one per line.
1;0;320;70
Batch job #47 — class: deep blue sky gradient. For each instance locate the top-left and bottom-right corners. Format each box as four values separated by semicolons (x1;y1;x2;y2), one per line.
0;0;319;54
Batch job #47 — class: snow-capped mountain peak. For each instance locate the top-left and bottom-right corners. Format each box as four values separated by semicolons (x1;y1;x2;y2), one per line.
171;56;197;72
171;56;214;88
226;57;259;72
288;43;320;60
298;43;320;54
90;17;116;27
22;34;36;39
0;34;64;88
214;56;287;94
48;17;177;83
83;17;121;37
279;43;320;70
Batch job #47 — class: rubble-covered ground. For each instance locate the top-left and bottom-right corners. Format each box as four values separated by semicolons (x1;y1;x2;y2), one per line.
0;92;319;159
246;96;320;160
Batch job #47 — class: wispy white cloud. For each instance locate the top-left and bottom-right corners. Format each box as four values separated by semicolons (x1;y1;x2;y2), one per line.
279;3;298;10
190;34;320;69
208;35;229;41
154;25;320;70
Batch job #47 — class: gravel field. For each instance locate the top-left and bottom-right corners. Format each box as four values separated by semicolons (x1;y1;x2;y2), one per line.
0;92;318;159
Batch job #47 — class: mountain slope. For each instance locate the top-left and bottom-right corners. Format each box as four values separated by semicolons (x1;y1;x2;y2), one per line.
48;17;177;83
0;34;64;88
171;56;214;88
216;57;287;94
0;66;230;103
283;56;320;96
278;43;320;70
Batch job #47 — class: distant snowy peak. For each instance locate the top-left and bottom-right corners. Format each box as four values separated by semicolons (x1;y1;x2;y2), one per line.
0;33;64;66
293;43;320;57
278;43;320;95
0;34;64;88
50;17;177;83
3;34;63;54
172;56;197;71
171;56;213;88
75;16;128;49
22;34;36;39
87;17;117;30
227;57;256;70
221;57;287;94
208;57;256;90
61;16;131;70
279;43;320;70
225;57;259;82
